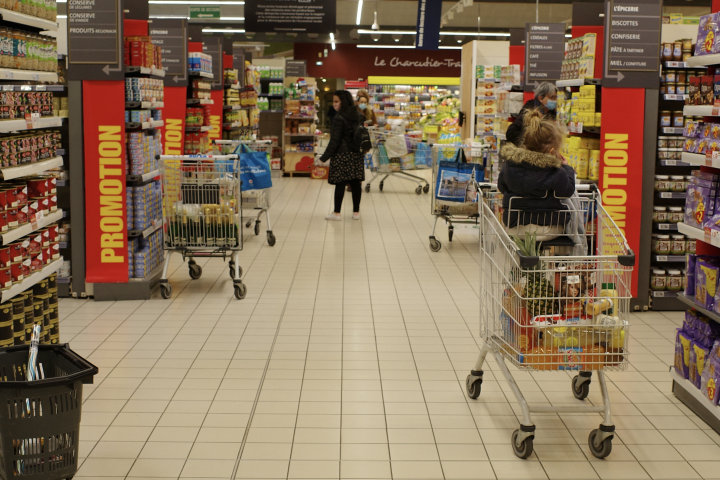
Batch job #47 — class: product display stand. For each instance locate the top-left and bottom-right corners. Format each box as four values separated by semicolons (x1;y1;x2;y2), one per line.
283;77;316;176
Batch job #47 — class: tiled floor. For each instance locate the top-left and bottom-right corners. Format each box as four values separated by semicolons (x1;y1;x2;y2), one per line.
59;173;717;479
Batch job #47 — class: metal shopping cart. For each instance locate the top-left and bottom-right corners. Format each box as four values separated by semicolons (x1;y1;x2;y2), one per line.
429;144;492;252
365;128;431;195
466;184;634;459
158;154;247;300
215;139;276;246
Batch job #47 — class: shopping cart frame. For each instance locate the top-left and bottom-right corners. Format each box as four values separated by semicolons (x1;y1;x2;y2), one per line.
365;128;430;195
158;154;247;301
215;139;276;246
466;184;635;459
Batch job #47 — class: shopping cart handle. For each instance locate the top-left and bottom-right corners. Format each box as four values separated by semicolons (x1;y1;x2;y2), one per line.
516;251;540;269
618;249;635;267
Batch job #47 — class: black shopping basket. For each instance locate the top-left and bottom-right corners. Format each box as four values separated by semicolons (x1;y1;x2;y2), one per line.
0;344;98;480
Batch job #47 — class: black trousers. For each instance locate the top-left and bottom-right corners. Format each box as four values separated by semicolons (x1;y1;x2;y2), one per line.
334;179;362;213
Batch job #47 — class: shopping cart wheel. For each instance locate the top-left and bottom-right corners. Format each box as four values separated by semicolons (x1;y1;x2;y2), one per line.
365;184;370;193
572;373;591;400
245;219;253;228
511;428;534;459
429;237;441;252
379;182;384;191
448;226;454;242
267;232;276;246
415;186;422;195
423;184;430;194
234;282;247;300
466;374;482;399
228;261;243;279
189;264;202;280
254;221;261;236
588;428;613;459
160;283;172;299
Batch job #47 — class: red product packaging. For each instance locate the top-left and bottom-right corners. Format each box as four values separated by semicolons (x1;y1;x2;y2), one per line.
27;177;48;198
15;184;27;205
8;239;27;263
0;189;8;210
16;204;28;226
0;247;10;268
29;251;43;273
26;200;37;223
51;241;59;259
47;224;58;242
49;194;56;212
7;207;18;228
0;267;11;288
0;211;8;233
41;228;49;247
46;175;57;194
20;257;30;278
27;233;41;254
31;196;48;214
3;186;18;207
9;262;23;282
41;245;51;264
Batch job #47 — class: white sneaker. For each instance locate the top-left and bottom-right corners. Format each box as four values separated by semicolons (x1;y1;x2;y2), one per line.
352;213;360;220
325;214;341;221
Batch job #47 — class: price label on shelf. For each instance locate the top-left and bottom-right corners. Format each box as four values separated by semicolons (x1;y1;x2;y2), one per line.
660;192;671;198
24;112;39;129
665;160;677;165
705;226;713;244
658;224;670;230
35;85;45;91
4;71;13;80
657;256;668;262
713;106;720;116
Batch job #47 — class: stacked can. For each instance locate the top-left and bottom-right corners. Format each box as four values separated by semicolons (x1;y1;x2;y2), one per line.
0;300;12;347
126;192;134;229
32;278;49;343
131;181;161;231
126;131;160;175
133;231;163;279
128;237;137;278
124;77;164;103
23;289;33;343
11;295;23;345
48;273;58;343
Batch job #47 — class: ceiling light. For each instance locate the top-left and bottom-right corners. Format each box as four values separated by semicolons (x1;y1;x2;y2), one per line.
358;29;415;34
392;34;402;42
57;14;66;17
356;0;363;26
322;78;326;82
371;11;379;30
440;31;508;36
203;28;245;32
439;46;463;49
565;34;571;37
330;32;336;50
357;45;415;49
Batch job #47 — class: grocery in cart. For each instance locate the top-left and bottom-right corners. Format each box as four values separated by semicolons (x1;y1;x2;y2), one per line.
158;154;247;300
215;139;276;246
467;184;634;459
429;144;490;252
365;128;430;195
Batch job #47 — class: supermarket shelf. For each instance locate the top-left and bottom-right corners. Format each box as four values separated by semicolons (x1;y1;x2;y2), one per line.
659;160;693;166
678;222;715;247
0;8;58;30
651;290;678;297
128;218;162;239
127;169;160;185
662;127;685;134
223;122;243;130
497;84;523;91
652;254;685;262
1;209;62;245
184;125;212;132
0;116;62;133
125;101;164;109
556;78;602;87
0;156;62;180
0;68;57;82
664;94;688;101
681;152;705;165
687;54;720;68
125;120;163;130
125;66;165;78
188;70;213;79
285;116;315;120
666;61;691;68
656;192;686;199
683;105;720;116
1;257;62;303
284;133;317;137
93;263;164;301
55;149;64;156
223;104;256;110
1;84;64;92
672;369;720;435
259;94;283;98
677;292;720;324
187;98;214;105
655;223;679;231
228;83;241;90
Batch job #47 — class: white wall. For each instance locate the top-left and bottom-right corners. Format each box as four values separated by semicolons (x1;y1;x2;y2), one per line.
661;23;699;44
474;40;510;66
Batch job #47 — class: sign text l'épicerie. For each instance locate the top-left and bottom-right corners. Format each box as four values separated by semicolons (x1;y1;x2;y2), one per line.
373;57;461;68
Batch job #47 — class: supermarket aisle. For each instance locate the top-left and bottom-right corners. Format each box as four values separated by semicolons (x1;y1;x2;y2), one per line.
61;173;715;480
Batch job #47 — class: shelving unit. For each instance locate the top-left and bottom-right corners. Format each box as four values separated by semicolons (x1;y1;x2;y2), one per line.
0;117;62;133
1;257;62;303
0;209;63;245
0;156;63;180
283;79;317;176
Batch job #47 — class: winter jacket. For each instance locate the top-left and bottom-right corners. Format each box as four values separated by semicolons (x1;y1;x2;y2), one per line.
320;111;359;162
498;143;576;227
506;99;557;147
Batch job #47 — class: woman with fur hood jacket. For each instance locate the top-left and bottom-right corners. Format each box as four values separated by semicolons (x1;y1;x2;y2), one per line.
498;109;575;239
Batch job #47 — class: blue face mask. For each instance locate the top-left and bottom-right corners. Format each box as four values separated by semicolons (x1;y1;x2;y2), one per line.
359;103;367;110
546;100;557;110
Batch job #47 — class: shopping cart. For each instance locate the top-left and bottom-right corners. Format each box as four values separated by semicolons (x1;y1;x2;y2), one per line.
215;139;276;246
429;144;491;252
365;128;431;195
158;154;247;300
466;184;634;459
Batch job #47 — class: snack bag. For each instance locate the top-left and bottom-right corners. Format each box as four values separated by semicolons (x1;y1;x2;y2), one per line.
691;342;711;388
675;330;693;378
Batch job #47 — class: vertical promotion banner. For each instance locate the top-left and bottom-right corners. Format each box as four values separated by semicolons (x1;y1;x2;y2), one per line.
208;90;224;145
83;81;128;283
162;86;187;155
415;0;442;50
599;87;645;297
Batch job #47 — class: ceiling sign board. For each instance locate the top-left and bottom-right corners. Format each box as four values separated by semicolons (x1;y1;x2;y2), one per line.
286;60;307;77
190;6;220;19
203;37;223;90
150;19;188;87
524;23;565;91
603;0;662;88
67;0;124;80
244;0;336;34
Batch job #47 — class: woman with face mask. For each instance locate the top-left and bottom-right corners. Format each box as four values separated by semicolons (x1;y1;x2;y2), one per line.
506;82;558;147
356;89;377;126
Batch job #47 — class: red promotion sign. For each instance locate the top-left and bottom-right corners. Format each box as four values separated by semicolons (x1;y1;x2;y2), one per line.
83;81;128;283
208;89;223;145
599;87;645;297
162;86;186;154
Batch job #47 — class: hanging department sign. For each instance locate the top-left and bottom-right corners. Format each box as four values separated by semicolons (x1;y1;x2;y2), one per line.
524;23;565;88
189;6;220;18
415;0;442;51
244;0;336;34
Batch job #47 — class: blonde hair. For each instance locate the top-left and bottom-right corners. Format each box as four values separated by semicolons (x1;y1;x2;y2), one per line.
522;109;565;154
356;89;373;122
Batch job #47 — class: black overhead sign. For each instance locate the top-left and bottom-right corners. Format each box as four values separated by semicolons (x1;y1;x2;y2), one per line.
67;0;124;81
286;60;307;77
244;0;336;34
203;37;223;90
524;23;565;89
603;0;662;88
150;19;188;87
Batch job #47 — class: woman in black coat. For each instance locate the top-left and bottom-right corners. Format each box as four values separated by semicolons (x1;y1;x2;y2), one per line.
321;90;364;221
506;82;558;147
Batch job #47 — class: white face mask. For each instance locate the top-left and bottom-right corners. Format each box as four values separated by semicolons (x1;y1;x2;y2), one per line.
359;103;367;110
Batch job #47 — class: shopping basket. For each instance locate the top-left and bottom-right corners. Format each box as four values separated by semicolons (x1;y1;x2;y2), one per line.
0;344;98;479
467;184;634;459
365;128;430;195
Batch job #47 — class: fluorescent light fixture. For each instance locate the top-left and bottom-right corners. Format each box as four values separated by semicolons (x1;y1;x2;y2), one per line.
565;34;571;37
357;29;509;37
202;28;245;32
356;0;363;26
330;32;335;50
149;1;244;4
439;46;462;49
221;17;245;20
357;44;415;49
150;15;189;18
57;14;66;17
358;29;416;34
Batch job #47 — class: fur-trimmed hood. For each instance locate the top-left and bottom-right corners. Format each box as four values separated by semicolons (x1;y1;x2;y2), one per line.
500;143;562;169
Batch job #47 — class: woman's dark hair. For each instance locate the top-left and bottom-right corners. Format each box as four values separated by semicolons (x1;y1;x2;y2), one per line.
334;90;359;123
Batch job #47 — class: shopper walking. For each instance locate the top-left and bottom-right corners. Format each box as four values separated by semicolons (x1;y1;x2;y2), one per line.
322;90;364;221
506;82;558;146
356;89;378;126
